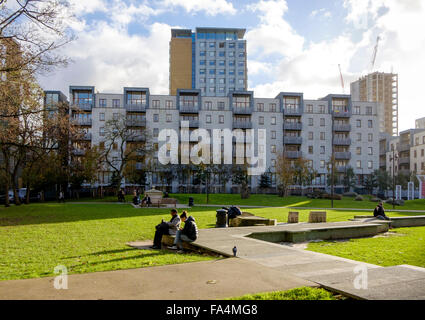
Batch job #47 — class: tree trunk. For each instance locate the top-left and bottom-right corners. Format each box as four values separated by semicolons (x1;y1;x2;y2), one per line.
4;175;10;207
25;183;30;204
12;179;20;206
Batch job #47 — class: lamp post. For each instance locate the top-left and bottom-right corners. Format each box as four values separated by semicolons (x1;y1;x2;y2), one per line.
390;149;398;209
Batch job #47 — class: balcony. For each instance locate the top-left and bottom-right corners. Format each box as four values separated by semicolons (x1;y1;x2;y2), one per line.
180;133;200;142
333;124;351;132
399;157;410;165
126;104;146;112
336;166;348;173
73;118;92;126
284;108;302;116
233;107;252;115
332;111;352;118
333;138;351;146
126;136;146;142
285;151;302;159
71;102;93;111
397;143;410;152
180;105;199;113
334;152;351;160
179;120;199;128
126;119;146;127
72;149;85;156
233;121;253;129
284;136;302;145
284;122;302;130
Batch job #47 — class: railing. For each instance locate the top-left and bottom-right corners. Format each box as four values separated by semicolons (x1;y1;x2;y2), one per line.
126;104;146;112
285;151;302;159
332;111;352;118
397;143;410;152
233;107;252;114
336;166;348;173
284;136;302;144
334;152;351;160
126;119;146;127
180;105;199;113
73;118;92;126
179;120;199;128
71;102;93;111
233;121;252;129
126;136;146;142
333;124;351;131
284;108;302;116
398;157;410;165
284;122;302;130
333;138;351;145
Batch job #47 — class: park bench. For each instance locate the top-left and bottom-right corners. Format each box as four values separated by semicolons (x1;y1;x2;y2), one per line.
229;211;277;227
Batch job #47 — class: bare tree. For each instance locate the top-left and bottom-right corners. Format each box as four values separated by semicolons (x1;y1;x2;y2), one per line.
275;152;295;197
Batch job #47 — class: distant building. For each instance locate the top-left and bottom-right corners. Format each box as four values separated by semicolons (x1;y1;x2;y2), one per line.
169;27;247;97
351;72;398;136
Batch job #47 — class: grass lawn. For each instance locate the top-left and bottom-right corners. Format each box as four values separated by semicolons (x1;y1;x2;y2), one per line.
227;287;337;300
73;193;425;211
307;226;425;268
1;202;423;281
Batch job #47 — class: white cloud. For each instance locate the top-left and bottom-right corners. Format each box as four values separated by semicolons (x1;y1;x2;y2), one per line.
160;0;236;16
310;8;332;19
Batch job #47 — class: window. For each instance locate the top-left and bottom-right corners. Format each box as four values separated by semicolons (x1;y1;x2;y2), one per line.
271;131;276;139
356;119;361;128
209;51;215;57
209;78;215;84
319;105;326;113
200;69;206;75
270;103;276;112
320;160;325;168
204;101;212;110
209;69;215;75
271;145;276;153
354;106;361;114
306;104;313;113
219;42;225;48
99;99;107;107
206;115;211;123
238;52;245;57
368;133;373;142
366;107;373;115
229;51;235;57
218;102;225;110
308;132;313;140
219;115;224;123
113;113;119;120
357;133;362;141
368;161;373;169
200;60;206;66
219;69;225;76
153;114;159;122
199;42;206;48
357;160;361;169
152;100;160;108
238;61;244;67
238;42;244;49
422;149;424;157
257;103;264;111
271;116;276;125
200;51;206;56
228;43;235;48
218;51;225;57
368;147;373;155
153;128;159;137
99;127;105;136
209;42;215;48
100;113;105;121
368;120;373;128
229;60;235;67
308;146;313;154
308;118;313;126
166;100;173;109
356;147;361;155
209;61;216;66
166;114;172;122
320;118;325;126
229;70;235;76
259;116;264;125
320;132;325;140
414;150;417;158
112;99;120;108
218;77;225;83
218;60;225;66
271;159;276;167
320;146;325;154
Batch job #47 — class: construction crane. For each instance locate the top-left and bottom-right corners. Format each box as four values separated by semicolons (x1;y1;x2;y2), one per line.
370;36;381;71
338;64;345;94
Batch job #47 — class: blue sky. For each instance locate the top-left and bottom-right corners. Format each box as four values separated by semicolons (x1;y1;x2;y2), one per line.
37;0;425;132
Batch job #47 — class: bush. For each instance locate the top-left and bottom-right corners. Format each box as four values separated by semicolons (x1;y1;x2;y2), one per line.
370;197;382;202
323;193;342;200
385;198;405;206
343;191;358;197
354;195;364;201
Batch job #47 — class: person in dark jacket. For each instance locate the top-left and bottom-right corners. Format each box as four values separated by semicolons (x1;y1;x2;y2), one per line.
373;202;390;220
151;209;181;249
168;211;198;252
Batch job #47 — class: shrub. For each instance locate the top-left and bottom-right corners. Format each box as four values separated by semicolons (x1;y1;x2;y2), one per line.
370;197;382;202
323;193;342;200
354;195;364;201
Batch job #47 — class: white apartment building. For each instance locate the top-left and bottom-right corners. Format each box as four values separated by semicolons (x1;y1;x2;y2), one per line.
64;86;380;193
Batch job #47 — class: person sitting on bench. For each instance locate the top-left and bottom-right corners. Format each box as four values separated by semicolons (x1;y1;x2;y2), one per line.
374;201;390;221
141;195;152;206
150;209;181;250
168;211;198;252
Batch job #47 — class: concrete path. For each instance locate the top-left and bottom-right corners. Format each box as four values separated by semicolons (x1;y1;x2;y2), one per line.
0;258;314;300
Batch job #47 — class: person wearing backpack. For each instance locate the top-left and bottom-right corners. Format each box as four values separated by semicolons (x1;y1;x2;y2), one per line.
168;211;198;253
151;209;181;249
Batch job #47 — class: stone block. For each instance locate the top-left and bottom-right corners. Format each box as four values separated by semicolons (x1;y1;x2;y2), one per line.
288;211;299;223
309;211;327;223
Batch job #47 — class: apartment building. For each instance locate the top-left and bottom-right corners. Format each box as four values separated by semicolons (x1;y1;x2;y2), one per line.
410;130;425;175
64;86;380;193
351;72;398;136
169;27;247;97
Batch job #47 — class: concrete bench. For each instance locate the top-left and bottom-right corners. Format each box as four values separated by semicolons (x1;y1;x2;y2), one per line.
309;211;327;223
229;212;277;227
288;211;299;223
353;215;425;228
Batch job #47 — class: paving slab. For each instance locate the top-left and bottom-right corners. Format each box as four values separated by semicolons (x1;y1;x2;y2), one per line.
0;258;315;300
306;265;425;300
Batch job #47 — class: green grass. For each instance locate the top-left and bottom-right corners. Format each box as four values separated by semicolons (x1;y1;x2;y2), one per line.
308;226;425;268
1;201;423;281
227;287;337;300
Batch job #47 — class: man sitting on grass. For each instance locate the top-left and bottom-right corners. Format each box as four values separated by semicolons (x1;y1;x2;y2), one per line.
168;211;198;253
373;201;390;221
150;209;181;250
